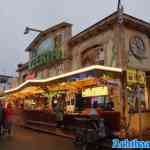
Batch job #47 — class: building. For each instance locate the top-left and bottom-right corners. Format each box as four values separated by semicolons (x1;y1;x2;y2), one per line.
0;75;16;91
17;11;150;106
16;10;150;133
17;22;72;84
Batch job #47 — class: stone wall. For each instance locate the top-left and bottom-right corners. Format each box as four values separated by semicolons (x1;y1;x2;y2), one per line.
124;27;150;71
71;29;115;71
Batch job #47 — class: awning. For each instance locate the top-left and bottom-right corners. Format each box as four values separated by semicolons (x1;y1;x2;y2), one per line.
4;65;122;97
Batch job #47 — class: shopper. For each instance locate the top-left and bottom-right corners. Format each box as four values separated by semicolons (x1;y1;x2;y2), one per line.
0;102;5;136
107;99;114;111
55;102;64;128
5;103;14;136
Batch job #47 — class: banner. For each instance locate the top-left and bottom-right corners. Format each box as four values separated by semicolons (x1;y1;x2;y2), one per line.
28;49;63;70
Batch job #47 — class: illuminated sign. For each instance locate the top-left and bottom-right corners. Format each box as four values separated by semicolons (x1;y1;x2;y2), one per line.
127;69;137;84
137;71;145;84
127;69;145;85
82;86;108;97
29;32;65;70
28;49;63;70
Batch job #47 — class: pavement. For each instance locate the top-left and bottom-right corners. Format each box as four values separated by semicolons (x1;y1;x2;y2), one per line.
0;127;76;150
23;123;75;139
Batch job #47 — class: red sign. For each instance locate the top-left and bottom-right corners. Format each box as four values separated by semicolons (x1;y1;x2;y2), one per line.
26;72;36;80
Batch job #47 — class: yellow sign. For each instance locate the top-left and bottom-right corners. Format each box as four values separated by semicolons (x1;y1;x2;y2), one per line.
137;71;145;84
127;69;145;85
82;86;108;97
127;69;137;84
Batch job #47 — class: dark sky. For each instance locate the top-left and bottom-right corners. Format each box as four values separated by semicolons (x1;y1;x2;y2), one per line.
0;0;149;76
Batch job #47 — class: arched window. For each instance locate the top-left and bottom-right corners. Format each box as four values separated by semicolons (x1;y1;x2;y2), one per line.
95;46;104;65
81;45;104;67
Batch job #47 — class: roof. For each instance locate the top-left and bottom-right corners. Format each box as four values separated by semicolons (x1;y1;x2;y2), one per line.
5;65;122;94
25;22;72;52
69;11;150;46
0;75;14;79
25;11;150;50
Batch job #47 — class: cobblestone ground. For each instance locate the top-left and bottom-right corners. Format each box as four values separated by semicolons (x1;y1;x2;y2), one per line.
0;127;76;150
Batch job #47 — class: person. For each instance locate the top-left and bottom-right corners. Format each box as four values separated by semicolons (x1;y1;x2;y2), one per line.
0;102;5;136
5;103;14;136
55;104;64;128
54;96;64;128
107;99;114;111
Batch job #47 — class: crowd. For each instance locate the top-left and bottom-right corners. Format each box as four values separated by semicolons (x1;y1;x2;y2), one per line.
0;102;14;137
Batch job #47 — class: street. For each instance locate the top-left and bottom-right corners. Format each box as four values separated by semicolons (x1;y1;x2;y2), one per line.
0;127;76;150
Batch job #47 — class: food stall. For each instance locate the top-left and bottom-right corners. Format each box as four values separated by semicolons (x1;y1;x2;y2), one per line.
5;65;123;132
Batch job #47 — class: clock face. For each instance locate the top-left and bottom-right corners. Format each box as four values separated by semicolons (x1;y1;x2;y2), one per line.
129;36;146;60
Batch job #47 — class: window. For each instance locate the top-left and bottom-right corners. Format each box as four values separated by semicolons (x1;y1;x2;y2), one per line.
37;38;54;55
56;63;64;74
95;46;104;65
81;45;105;67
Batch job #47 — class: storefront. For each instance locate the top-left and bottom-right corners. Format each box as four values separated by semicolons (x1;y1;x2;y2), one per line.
5;65;122;132
126;68;150;135
12;10;150;138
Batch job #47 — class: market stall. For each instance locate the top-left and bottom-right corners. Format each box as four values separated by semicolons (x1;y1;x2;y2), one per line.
5;65;123;132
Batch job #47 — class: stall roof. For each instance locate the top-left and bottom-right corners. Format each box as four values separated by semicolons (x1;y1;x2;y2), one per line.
5;65;122;94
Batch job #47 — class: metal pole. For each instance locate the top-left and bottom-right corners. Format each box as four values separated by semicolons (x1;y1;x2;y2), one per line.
24;27;43;34
27;27;43;33
136;71;142;138
117;0;121;10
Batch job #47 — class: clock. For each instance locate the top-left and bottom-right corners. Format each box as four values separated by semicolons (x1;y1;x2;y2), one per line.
129;36;146;60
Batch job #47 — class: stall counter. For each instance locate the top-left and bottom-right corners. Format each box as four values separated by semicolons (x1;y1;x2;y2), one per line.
22;110;121;132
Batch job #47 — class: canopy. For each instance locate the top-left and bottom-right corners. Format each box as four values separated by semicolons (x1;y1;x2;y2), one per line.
4;65;122;99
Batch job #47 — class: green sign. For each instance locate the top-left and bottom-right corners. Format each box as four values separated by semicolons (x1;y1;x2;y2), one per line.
28;49;63;70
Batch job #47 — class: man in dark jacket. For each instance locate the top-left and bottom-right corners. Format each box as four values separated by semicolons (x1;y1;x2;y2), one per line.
0;102;5;136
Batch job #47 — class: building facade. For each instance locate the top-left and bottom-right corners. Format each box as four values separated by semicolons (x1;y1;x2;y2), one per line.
0;75;16;92
17;22;72;83
17;11;150;112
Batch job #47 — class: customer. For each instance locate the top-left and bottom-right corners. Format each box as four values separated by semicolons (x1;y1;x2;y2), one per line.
0;102;5;136
5;103;14;136
55;102;64;128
